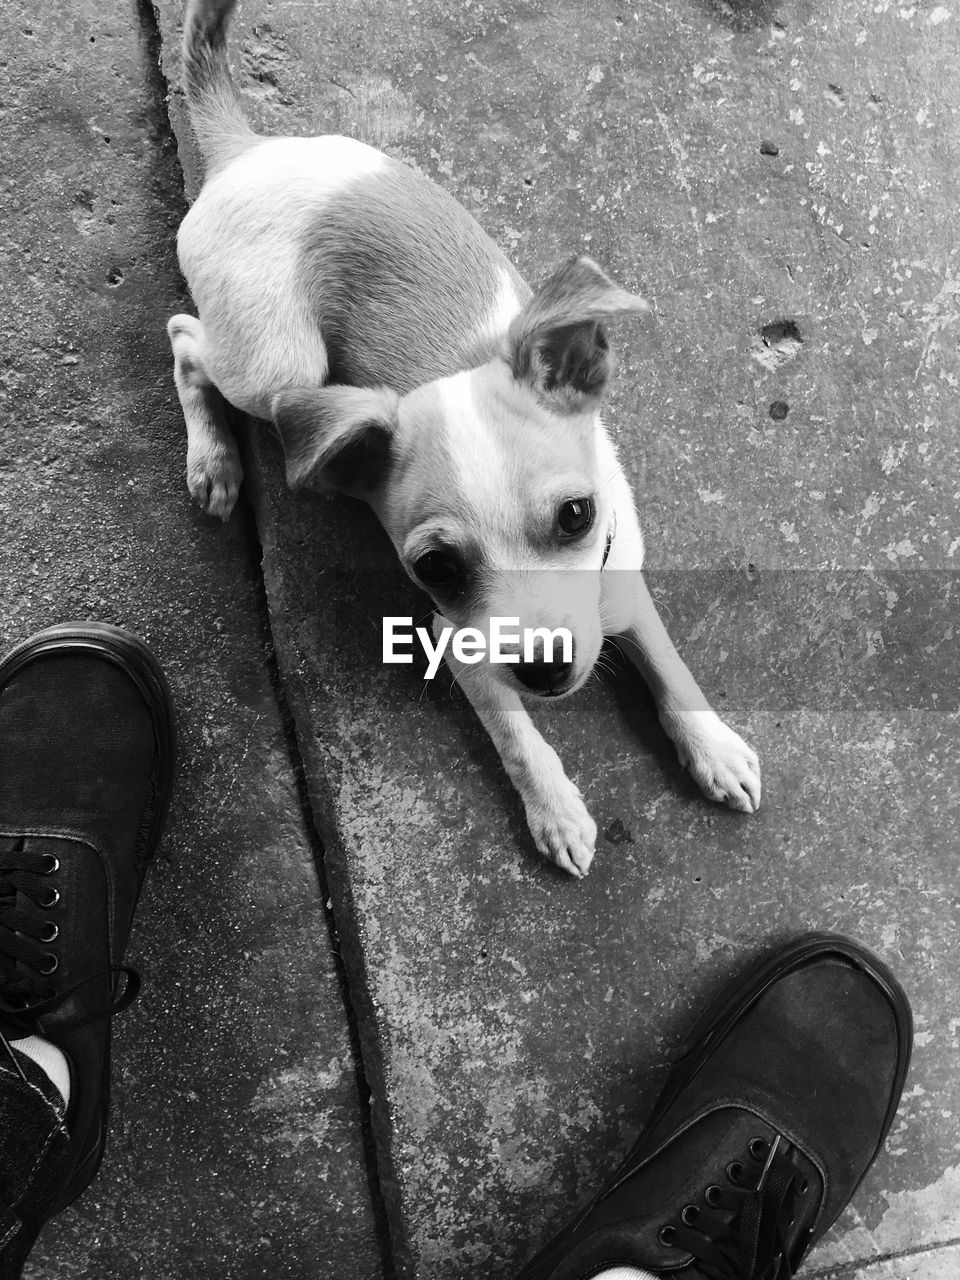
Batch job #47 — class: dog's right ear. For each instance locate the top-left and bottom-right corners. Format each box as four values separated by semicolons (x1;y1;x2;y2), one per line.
507;256;650;415
272;385;400;495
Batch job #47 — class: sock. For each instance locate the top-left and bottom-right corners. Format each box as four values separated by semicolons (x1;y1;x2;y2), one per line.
10;1036;71;1107
592;1269;661;1280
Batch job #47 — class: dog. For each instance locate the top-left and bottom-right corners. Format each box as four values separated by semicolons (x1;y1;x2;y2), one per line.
168;0;761;877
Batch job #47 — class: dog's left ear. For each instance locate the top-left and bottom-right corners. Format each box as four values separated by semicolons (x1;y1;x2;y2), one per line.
272;384;400;495
508;256;650;414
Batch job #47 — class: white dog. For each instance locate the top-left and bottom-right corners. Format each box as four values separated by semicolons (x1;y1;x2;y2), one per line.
168;0;761;877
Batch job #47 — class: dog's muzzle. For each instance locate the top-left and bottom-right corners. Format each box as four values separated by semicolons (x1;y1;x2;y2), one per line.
514;659;576;696
513;634;578;697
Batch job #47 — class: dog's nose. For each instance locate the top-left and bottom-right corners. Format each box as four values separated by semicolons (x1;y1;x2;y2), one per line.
514;657;575;695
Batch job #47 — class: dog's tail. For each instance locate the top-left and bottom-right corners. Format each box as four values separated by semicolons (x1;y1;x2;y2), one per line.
182;0;257;174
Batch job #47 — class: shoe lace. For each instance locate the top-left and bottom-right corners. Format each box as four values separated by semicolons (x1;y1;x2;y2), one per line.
0;838;140;1038
657;1135;810;1280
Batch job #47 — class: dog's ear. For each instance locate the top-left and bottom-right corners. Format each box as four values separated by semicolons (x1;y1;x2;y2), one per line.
272;385;400;494
507;256;650;414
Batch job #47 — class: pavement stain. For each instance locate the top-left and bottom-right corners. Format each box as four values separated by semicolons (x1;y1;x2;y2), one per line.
818;1164;960;1268
249;1054;353;1153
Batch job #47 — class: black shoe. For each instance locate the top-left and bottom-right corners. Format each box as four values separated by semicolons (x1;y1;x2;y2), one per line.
0;623;175;1213
516;933;912;1280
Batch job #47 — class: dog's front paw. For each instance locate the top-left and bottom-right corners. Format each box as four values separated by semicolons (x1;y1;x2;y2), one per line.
667;709;761;814
525;781;597;878
186;442;244;521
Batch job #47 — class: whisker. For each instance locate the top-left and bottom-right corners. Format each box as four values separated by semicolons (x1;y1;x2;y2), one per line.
646;588;676;625
612;631;645;658
446;662;474;699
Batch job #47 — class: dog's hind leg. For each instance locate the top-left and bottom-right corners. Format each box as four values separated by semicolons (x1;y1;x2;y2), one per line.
167;314;244;520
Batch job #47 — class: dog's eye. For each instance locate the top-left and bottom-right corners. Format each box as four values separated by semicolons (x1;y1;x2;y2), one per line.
414;550;465;593
557;497;595;537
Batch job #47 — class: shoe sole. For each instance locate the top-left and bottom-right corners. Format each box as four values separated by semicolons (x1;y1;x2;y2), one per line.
645;931;913;1211
0;621;176;1214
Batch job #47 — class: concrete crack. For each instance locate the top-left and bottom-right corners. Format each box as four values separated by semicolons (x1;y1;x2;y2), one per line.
133;2;399;1275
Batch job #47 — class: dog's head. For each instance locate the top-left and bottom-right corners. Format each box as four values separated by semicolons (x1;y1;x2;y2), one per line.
273;257;648;699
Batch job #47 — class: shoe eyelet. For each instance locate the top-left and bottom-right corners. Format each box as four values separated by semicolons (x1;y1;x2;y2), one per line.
798;1176;809;1195
727;1160;745;1185
749;1137;768;1160
39;922;59;943
705;1184;723;1207
39;887;60;909
681;1204;700;1226
41;854;60;874
658;1225;677;1247
40;953;59;975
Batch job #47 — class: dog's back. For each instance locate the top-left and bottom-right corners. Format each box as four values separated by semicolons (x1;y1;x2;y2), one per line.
178;0;527;413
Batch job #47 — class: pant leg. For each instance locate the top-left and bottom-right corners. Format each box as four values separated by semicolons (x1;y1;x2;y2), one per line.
0;1040;70;1280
